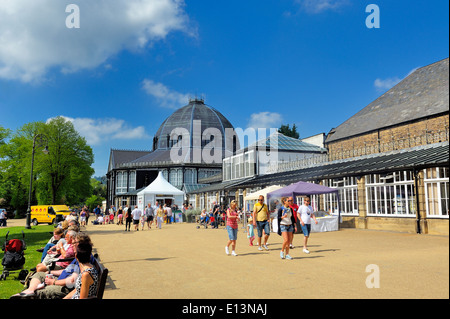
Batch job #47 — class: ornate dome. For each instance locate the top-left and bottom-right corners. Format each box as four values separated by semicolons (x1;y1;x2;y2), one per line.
152;98;239;155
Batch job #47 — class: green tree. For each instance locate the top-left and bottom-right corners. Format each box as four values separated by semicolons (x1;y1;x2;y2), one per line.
278;123;300;139
0;118;95;211
0;126;9;145
0;126;13;209
85;194;103;211
91;178;107;199
0;123;35;212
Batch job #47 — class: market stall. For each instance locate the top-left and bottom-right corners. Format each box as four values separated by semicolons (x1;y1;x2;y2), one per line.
267;181;340;232
243;185;283;229
137;171;184;221
244;185;283;210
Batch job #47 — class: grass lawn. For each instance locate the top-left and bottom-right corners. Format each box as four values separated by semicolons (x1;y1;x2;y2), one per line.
0;223;54;299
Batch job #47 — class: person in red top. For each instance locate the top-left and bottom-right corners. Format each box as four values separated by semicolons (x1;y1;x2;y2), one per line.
225;200;240;256
289;196;299;249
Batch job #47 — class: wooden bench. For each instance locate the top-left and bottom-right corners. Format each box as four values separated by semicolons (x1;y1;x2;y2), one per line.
90;257;108;299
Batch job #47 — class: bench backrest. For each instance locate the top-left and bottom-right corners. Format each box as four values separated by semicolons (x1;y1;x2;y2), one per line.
92;257;108;299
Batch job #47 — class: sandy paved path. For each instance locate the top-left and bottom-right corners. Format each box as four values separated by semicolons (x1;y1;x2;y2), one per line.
5;218;448;299
81;221;448;299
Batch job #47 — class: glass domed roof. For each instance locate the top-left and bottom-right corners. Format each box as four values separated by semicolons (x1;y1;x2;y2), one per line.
152;98;239;154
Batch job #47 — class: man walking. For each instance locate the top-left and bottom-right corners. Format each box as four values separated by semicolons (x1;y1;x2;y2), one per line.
252;195;270;251
145;203;154;229
297;197;318;253
212;201;220;229
131;205;142;231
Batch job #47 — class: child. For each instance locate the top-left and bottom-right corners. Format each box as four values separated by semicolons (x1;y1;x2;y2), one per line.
140;212;146;230
247;217;255;246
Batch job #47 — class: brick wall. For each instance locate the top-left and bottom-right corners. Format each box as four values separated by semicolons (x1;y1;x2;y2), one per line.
327;113;449;160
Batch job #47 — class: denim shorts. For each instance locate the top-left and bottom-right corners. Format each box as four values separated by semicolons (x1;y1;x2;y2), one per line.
280;224;294;233
226;226;238;241
256;221;270;237
301;224;311;236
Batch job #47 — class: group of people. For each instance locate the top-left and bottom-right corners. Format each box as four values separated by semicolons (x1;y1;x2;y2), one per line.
86;202;175;231
122;203;173;231
225;195;318;259
10;219;99;299
198;201;230;229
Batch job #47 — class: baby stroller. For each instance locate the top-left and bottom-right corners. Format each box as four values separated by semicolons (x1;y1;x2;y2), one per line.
196;215;208;229
1;231;28;281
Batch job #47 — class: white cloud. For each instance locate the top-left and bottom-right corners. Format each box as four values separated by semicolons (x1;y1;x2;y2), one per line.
374;77;402;91
0;0;193;82
142;79;191;108
374;67;419;92
295;0;350;14
49;116;150;146
247;111;283;130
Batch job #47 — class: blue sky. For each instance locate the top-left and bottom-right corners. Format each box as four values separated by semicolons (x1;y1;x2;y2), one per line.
0;0;448;176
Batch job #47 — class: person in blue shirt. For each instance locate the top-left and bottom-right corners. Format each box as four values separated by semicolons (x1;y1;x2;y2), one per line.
10;233;95;299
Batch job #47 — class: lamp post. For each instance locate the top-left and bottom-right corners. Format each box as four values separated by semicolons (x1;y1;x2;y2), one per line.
25;134;49;229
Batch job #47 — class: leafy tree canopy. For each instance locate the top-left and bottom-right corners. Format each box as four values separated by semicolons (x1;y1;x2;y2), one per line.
0;118;95;212
278;123;300;139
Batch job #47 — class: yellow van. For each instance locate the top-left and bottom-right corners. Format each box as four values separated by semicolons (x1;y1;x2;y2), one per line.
30;205;72;225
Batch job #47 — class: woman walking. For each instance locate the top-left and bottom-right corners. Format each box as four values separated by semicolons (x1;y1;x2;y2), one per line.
225;200;240;256
125;207;132;231
117;206;123;225
277;197;296;260
156;204;164;229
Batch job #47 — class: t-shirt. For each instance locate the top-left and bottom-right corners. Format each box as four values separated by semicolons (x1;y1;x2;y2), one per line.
280;206;293;225
56;244;75;268
247;224;254;238
253;203;269;221
298;205;313;225
131;208;142;220
58;255;95;280
226;208;238;229
145;207;154;217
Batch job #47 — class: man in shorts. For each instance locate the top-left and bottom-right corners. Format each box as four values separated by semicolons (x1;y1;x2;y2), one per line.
252;195;270;251
297;197;318;254
145;203;154;229
131;205;142;231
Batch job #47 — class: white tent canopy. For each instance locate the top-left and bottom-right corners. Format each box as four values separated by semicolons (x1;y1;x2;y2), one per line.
137;171;184;211
244;185;283;215
244;185;283;202
243;185;283;230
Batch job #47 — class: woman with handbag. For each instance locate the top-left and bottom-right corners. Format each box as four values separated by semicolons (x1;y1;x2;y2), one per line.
277;197;297;260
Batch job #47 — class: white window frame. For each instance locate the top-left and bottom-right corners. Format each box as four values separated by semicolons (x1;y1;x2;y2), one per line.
116;171;128;195
223;158;231;181
365;171;416;217
129;171;136;191
323;177;359;215
424;167;449;218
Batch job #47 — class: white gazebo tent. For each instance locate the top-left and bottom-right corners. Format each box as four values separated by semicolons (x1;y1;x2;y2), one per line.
243;185;283;229
137;171;184;212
